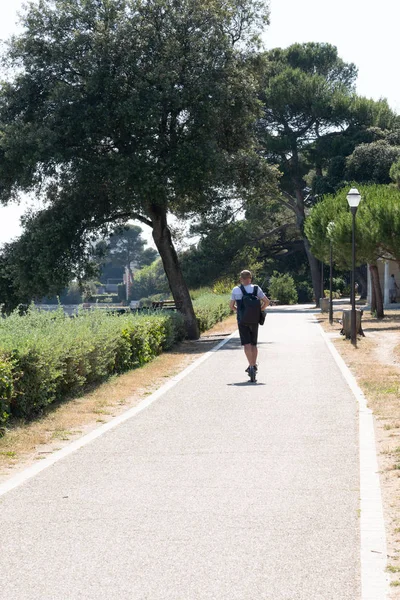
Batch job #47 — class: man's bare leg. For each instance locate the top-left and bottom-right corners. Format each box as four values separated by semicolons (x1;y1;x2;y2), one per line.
244;344;258;367
251;345;258;366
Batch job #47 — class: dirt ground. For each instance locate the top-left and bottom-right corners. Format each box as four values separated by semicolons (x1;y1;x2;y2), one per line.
319;305;400;595
0;314;238;483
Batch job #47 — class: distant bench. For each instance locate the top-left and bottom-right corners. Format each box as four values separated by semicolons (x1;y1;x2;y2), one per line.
152;300;182;311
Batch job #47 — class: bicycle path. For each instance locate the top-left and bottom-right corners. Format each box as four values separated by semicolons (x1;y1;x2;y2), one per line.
0;310;360;599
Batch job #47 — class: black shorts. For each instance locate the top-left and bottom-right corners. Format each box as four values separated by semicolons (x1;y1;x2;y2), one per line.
238;322;259;346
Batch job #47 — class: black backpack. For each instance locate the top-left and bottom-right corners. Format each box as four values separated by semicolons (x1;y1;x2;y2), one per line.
239;284;261;325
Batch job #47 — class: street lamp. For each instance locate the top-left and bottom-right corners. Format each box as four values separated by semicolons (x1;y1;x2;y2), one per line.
327;221;335;326
346;187;362;346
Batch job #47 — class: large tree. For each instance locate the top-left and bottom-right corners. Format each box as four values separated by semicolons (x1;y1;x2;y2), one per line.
0;0;273;337
257;42;399;302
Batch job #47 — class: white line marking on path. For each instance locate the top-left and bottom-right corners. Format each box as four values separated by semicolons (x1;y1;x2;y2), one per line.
316;318;389;600
0;330;238;499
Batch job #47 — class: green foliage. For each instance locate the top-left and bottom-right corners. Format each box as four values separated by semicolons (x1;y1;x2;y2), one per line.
96;225;158;285
332;277;346;294
212;278;236;295
181;197;295;290
390;159;400;189
0;306;186;421
0;289;231;424
193;294;231;333
0;355;13;433
131;260;169;300
257;41;362;300
268;272;298;305
296;281;314;303
189;287;213;301
346;141;400;184
324;289;341;299
138;298;152;308
259;43;357;174
305;184;400;268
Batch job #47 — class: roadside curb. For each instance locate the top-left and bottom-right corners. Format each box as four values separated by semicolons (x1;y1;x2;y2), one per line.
0;329;238;499
316;318;389;599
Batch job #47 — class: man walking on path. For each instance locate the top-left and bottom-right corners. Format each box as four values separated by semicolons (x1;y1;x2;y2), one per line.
230;270;269;377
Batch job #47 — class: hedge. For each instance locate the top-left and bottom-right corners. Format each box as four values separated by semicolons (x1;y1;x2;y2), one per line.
0;293;231;431
193;293;231;332
0;307;186;426
0;355;13;432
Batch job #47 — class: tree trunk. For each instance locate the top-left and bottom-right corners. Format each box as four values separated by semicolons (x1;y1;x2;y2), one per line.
149;204;200;340
370;272;376;314
303;236;322;304
356;265;368;300
292;184;322;305
369;264;384;319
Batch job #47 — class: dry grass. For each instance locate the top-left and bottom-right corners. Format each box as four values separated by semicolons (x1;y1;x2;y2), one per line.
319;306;400;597
0;314;238;481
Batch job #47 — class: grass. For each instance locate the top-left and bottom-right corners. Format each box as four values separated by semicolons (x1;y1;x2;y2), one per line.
0;313;238;480
387;565;400;574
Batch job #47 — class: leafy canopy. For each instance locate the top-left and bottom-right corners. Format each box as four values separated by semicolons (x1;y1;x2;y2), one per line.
305;184;400;268
0;0;273;308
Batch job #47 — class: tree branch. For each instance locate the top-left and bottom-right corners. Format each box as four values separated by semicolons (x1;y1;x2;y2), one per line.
251;223;292;244
131;212;153;228
86;211;153;230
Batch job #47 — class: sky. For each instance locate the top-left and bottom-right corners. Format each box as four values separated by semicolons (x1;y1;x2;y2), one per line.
0;0;398;246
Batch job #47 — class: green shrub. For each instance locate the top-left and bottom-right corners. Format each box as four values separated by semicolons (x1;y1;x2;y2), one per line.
296;281;314;303
342;284;351;297
324;289;341;299
269;272;298;305
212;278;235;295
189;287;213;301
0;291;229;425
139;297;152;308
332;277;346;294
0;306;186;421
149;293;171;302
130;259;169;299
193;293;231;332
0;355;13;434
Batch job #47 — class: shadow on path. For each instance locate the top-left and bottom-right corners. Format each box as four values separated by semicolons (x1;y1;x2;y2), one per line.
227;382;266;387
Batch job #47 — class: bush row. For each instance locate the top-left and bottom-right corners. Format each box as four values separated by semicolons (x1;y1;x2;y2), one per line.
0;307;186;429
0;293;231;431
193;293;231;332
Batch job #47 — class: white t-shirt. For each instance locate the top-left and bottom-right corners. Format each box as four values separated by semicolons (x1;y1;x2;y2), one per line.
231;284;266;301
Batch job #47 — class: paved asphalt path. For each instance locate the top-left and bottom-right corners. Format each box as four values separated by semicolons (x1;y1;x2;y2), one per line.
0;309;360;599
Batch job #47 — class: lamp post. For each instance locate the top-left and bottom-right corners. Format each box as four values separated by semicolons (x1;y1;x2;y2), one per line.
327;221;335;326
346;188;362;346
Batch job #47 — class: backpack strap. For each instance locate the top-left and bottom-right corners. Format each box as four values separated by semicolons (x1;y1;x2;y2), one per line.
240;284;258;297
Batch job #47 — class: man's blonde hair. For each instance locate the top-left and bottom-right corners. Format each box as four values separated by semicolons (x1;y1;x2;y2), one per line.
240;270;252;280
